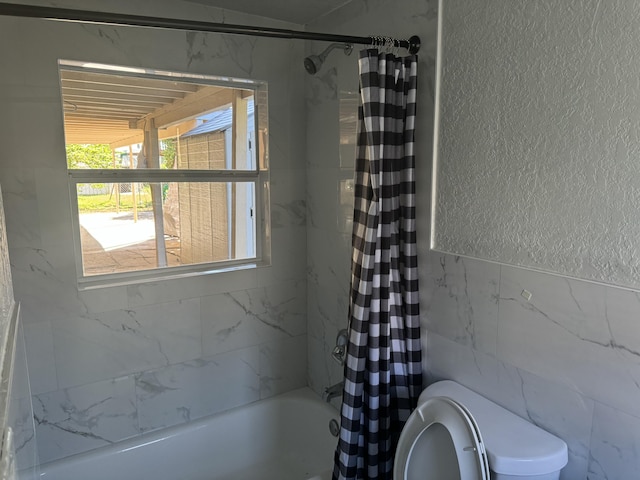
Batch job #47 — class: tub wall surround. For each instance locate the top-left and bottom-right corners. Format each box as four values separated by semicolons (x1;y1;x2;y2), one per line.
0;187;38;478
0;0;307;465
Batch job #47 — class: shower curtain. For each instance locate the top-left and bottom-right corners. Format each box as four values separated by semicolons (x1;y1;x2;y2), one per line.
332;49;422;480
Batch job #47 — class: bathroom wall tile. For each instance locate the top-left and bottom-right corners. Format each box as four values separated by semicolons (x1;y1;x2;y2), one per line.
265;109;292;172
10;246;84;326
305;65;339;107
0;167;41;249
337;90;358;171
201;291;262;356
307;285;346;398
307;227;351;305
256;226;306;286
22;320;57;395
11;321;39;473
53;298;201;389
126;266;257;308
2;98;66;170
497;266;640;417
422;252;500;355
425;332;499;394
0;192;12;321
271;197;306;229
33;376;138;464
495;364;592;480
135;347;260;432
270;169;307;228
307;168;343;231
34;167;77;249
308;335;343;397
78;285;129;314
307;223;351;397
307;282;344;347
588;403;640;480
428;331;592;478
202;279;306;357
259;334;307;398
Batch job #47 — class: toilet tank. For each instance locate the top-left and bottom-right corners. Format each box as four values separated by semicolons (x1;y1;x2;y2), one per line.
421;381;568;480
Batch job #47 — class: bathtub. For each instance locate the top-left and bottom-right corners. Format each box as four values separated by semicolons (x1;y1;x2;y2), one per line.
39;388;338;480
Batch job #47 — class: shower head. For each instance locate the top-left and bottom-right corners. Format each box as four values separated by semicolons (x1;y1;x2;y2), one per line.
304;43;353;75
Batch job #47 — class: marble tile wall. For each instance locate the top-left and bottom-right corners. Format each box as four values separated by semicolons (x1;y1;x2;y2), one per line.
0;0;307;465
424;252;640;479
0;186;38;477
11;317;39;478
308;1;640;479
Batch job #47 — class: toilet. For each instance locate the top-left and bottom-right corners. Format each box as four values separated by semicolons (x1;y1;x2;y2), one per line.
394;380;568;480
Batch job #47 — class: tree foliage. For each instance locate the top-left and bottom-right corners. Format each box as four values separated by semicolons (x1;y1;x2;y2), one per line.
162;138;177;169
66;144;113;169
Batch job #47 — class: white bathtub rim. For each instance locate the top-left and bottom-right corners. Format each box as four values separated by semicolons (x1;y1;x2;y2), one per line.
39;386;338;477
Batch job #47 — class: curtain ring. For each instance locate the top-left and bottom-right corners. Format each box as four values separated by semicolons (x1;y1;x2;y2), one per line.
385;36;395;54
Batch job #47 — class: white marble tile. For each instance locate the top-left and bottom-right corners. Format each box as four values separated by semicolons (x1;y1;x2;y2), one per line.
588;403;640;480
259;334;307;398
126;266;257;308
305;63;339;106
0;167;41;249
256;226;306;286
11;321;39;473
496;266;640;417
271;198;306;229
202;279;306;357
33;167;77;249
307;168;344;231
22;320;57;395
425;332;499;394
307;335;343;398
423;252;500;355
78;285;129;314
307;227;351;302
495;364;592;480
201;291;262;356
9;246;83;326
603;287;640;359
269;169;306;229
307;283;343;345
3;97;67;170
33;376;138;464
53;298;202;389
0;189;13;322
135;347;260;432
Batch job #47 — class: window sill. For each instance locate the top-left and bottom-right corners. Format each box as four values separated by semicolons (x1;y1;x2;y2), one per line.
77;260;263;291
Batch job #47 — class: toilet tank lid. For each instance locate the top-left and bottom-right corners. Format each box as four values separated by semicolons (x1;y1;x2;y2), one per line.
421;381;568;476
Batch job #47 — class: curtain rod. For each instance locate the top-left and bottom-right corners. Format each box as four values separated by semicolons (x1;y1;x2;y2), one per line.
0;2;421;54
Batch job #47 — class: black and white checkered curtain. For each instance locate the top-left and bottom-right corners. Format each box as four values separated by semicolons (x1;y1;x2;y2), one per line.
333;49;422;480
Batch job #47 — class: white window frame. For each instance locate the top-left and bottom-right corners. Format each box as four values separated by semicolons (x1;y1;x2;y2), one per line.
62;62;270;289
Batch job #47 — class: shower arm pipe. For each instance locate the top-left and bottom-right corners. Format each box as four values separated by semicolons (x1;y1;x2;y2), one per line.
0;2;420;54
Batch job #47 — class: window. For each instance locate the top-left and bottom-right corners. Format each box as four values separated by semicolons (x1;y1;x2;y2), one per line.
59;61;270;287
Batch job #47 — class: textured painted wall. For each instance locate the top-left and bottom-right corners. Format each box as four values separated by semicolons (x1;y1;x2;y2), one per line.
433;0;640;288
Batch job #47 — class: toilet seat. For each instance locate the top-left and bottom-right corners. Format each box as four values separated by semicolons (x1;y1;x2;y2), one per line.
393;396;490;480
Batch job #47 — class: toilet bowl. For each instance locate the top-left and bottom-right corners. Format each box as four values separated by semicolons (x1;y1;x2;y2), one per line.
393;380;568;480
